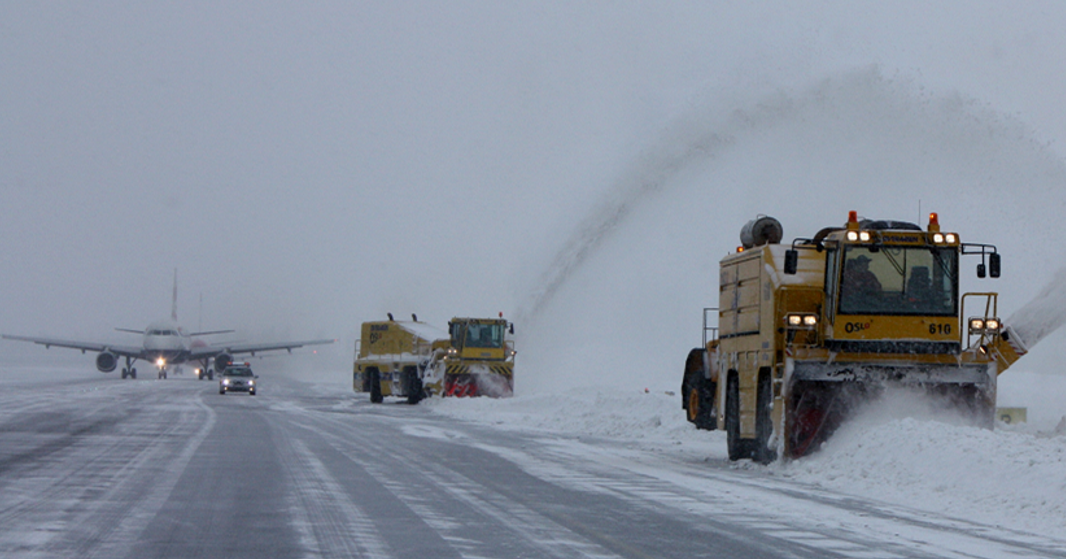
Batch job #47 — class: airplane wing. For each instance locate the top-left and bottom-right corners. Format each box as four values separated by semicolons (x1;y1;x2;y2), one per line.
189;338;334;359
2;334;144;358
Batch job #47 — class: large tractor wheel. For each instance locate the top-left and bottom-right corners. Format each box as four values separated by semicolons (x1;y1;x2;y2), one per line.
368;369;383;404
682;349;716;430
753;368;777;464
403;367;423;405
726;372;753;461
685;377;717;431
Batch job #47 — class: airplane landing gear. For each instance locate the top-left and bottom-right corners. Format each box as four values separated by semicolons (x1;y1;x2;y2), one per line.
121;358;137;379
157;369;167;380
197;361;213;380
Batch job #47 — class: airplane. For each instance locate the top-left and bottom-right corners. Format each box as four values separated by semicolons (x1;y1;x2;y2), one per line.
2;270;334;380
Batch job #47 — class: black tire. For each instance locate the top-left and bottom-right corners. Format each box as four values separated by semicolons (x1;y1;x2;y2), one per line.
250;390;257;396
682;348;715;430
753;368;777;465
219;389;225;395
403;367;423;405
684;373;717;431
130;369;137;379
121;368;128;380
368;369;383;404
726;373;751;461
207;371;213;381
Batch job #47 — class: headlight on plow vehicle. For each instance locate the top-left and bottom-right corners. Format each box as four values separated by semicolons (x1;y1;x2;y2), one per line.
968;317;1002;335
786;313;818;330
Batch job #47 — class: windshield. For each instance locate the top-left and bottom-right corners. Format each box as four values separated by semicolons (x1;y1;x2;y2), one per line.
838;246;957;316
225;368;253;377
462;323;504;349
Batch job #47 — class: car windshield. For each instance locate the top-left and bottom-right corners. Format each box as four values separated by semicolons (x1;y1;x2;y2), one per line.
225;368;253;377
838;245;957;316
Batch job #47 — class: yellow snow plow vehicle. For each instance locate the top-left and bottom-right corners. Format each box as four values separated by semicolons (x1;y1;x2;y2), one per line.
681;212;1028;462
354;314;515;403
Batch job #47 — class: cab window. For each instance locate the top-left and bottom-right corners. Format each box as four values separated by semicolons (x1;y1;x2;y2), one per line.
463;323;503;349
838;246;956;316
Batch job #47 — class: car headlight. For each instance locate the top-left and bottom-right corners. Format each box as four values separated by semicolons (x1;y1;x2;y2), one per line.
248;380;255;385
223;379;231;385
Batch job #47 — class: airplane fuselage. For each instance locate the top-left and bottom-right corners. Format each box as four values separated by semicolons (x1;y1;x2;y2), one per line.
141;319;191;369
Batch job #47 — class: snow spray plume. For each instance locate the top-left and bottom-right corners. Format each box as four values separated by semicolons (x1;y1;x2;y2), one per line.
514;75;818;326
1007;268;1066;351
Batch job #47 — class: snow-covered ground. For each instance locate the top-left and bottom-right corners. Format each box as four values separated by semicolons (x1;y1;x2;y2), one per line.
12;361;1063;543
426;369;1066;539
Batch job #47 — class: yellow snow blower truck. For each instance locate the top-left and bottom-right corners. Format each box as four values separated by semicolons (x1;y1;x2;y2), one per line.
354;313;515;404
681;212;1028;463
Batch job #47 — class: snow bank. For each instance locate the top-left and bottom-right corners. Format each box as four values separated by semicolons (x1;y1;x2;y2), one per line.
426;388;708;443
429;384;1066;538
779;416;1066;537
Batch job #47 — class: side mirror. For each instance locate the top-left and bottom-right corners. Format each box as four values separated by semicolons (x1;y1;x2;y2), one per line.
784;249;798;275
509;323;514;335
977;262;986;278
989;253;1001;278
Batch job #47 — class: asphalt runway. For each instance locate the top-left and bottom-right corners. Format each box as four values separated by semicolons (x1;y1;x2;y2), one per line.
1;368;1063;559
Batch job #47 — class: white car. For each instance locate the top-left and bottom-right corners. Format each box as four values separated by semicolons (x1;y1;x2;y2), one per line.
219;365;258;396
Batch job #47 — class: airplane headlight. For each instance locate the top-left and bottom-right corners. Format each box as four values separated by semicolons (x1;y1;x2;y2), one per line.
858;231;871;242
846;231;859;241
156;357;166;368
933;233;945;244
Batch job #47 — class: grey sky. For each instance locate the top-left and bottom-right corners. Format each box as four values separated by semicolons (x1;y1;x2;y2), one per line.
3;2;1065;388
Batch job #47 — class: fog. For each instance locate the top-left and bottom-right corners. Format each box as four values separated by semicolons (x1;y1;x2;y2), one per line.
3;2;1066;390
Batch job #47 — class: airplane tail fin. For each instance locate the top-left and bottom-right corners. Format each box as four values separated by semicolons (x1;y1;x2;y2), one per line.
172;269;178;322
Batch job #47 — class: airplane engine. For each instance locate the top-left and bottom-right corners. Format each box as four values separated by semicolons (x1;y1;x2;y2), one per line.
215;353;233;373
96;351;118;373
